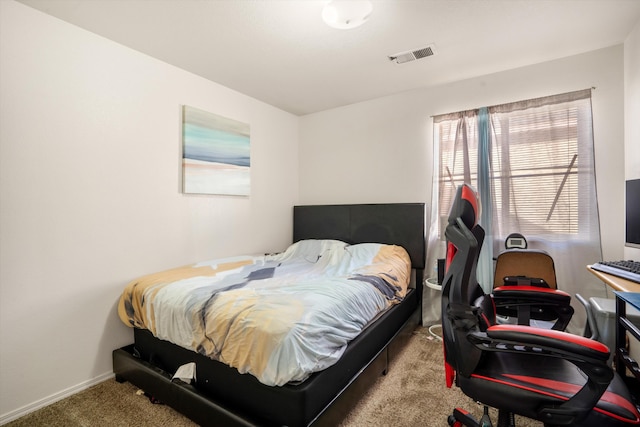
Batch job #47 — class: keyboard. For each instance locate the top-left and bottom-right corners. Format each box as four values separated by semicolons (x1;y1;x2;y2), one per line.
591;260;640;284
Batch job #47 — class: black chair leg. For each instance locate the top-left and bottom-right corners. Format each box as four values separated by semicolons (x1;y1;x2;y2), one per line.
480;406;494;427
448;408;480;426
448;406;496;427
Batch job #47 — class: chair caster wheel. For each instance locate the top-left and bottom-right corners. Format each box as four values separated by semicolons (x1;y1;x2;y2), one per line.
448;414;463;427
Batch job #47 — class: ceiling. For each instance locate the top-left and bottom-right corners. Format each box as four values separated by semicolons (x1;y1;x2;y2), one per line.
18;0;640;116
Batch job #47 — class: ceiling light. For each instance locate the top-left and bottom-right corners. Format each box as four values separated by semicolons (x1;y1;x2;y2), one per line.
322;0;373;30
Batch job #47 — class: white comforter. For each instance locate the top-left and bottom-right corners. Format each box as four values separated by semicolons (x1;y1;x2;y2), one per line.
118;239;411;386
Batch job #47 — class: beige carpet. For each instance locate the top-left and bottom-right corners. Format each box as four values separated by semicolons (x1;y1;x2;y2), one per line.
6;327;542;426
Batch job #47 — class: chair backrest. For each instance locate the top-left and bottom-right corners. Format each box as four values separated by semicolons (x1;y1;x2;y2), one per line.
441;184;488;385
442;184;482;307
493;249;557;289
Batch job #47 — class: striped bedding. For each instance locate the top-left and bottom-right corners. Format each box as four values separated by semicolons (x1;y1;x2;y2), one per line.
118;239;411;386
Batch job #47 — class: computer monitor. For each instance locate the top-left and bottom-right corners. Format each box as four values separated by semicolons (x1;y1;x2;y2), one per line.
626;178;640;249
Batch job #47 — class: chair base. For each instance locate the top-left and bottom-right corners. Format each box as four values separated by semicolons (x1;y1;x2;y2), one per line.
447;406;516;427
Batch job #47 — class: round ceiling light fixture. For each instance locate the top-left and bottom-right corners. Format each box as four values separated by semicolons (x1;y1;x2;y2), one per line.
322;0;373;30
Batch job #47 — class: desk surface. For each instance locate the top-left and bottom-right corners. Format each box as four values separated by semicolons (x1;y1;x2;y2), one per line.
587;265;640;293
616;292;640;311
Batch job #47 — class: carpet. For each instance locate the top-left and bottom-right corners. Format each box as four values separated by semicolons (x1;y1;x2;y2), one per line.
5;327;542;426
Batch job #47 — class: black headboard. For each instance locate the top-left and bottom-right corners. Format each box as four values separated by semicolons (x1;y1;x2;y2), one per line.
293;203;426;270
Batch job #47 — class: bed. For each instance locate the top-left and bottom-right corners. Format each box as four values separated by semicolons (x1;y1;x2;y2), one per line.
112;203;426;427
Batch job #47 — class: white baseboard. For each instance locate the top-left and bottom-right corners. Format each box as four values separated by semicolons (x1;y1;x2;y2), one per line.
0;372;115;425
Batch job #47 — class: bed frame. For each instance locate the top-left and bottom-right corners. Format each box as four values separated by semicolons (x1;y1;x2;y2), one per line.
113;203;426;426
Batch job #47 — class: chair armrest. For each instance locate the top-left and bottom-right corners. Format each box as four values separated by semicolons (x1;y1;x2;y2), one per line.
469;324;613;425
493;286;571;302
492;287;574;330
483;324;609;361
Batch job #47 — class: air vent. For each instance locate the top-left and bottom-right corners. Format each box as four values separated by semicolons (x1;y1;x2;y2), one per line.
388;44;436;64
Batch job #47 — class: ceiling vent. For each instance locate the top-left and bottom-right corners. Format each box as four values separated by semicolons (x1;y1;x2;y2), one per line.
388;44;436;64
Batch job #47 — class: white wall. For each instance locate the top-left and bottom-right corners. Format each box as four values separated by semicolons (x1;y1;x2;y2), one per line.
624;19;640;260
300;45;626;260
0;1;299;421
300;45;626;329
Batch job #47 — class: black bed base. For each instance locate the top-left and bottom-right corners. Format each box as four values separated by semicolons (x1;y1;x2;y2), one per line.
113;293;419;427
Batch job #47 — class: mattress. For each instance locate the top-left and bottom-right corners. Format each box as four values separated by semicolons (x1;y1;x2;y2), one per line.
124;288;418;427
118;239;411;386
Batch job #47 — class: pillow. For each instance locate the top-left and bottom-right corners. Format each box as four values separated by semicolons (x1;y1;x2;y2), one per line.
270;239;348;262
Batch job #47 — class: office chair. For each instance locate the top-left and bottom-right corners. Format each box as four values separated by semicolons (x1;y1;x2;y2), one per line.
441;184;640;427
493;240;574;330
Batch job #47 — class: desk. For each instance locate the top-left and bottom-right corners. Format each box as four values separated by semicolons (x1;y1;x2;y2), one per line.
586;265;640;293
587;265;640;381
587;266;640;384
615;292;640;381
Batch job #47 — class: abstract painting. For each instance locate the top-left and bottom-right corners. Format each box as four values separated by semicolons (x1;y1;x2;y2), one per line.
182;105;250;196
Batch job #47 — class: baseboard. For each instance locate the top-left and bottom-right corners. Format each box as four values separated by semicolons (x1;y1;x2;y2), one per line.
0;371;114;425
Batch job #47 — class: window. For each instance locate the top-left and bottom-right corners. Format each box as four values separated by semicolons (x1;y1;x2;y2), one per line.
434;90;595;243
427;89;603;319
489;102;582;237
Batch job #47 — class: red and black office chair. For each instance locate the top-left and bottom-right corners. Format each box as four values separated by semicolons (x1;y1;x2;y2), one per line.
441;184;640;427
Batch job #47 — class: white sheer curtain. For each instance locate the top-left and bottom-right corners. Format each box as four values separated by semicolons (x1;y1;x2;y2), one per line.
426;90;609;333
425;110;478;325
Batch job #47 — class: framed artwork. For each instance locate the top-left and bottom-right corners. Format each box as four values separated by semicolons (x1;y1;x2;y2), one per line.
182;105;250;196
